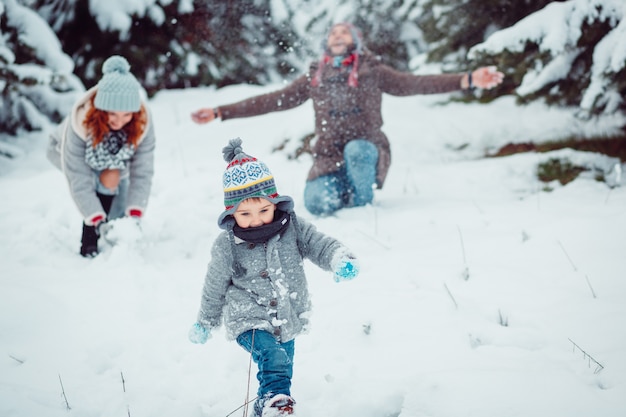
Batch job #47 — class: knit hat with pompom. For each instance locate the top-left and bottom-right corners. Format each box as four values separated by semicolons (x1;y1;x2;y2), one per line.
312;22;365;88
217;138;293;228
94;55;141;112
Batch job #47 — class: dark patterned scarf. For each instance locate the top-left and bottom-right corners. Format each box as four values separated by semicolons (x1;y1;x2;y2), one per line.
102;129;127;154
233;210;290;243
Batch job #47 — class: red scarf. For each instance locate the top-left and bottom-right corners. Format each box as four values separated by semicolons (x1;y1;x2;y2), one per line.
311;52;359;87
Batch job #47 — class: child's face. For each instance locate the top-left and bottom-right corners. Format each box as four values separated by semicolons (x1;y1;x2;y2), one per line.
233;198;276;228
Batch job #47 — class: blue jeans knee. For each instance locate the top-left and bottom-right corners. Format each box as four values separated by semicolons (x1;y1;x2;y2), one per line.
344;140;378;206
304;173;350;216
304;140;378;215
344;139;378;167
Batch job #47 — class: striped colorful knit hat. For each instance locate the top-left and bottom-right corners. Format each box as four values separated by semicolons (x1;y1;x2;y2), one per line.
217;138;293;228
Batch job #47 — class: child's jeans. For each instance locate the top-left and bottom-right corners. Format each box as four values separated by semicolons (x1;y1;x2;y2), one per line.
304;139;378;216
236;330;294;400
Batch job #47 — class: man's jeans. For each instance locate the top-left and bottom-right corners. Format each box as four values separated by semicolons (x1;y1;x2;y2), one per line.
304;139;378;215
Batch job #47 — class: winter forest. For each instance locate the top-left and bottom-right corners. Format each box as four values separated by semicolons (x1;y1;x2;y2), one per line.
1;1;626;417
1;0;626;151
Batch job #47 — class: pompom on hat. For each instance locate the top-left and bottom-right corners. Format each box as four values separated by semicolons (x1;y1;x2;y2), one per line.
94;55;141;112
217;138;293;229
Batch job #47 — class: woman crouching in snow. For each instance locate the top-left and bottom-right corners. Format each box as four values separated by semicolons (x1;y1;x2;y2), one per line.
48;55;155;257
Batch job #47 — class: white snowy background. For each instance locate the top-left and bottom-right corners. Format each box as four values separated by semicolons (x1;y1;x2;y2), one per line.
2;0;626;416
1;82;625;417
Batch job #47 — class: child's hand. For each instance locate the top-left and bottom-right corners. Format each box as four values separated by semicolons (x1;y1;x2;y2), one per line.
188;322;211;344
333;257;360;282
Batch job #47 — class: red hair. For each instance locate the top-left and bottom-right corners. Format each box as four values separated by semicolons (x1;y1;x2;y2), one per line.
83;95;147;148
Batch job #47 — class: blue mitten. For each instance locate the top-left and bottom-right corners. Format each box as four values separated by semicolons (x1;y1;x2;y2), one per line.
333;257;360;282
188;322;211;344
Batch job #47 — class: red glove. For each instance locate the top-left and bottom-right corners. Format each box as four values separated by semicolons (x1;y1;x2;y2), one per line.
85;213;106;227
126;207;143;218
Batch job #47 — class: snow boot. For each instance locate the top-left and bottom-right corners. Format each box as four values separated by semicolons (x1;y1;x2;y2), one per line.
258;394;295;417
80;223;99;257
79;193;113;257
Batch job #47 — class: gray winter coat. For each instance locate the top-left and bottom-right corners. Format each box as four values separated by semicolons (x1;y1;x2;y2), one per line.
196;210;354;342
47;87;156;223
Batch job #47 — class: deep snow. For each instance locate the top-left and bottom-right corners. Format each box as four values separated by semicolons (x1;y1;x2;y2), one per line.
1;84;625;417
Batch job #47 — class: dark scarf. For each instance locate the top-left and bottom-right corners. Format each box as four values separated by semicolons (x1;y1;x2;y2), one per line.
311;51;359;88
102;129;127;154
233;210;290;243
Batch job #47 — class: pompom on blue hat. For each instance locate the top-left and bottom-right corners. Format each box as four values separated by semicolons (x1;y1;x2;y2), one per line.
94;55;141;112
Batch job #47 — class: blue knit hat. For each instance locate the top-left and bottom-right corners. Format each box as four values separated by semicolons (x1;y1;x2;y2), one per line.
217;138;293;228
94;56;141;112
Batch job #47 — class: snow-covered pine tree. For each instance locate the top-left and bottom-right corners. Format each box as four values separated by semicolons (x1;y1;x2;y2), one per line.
416;0;554;66
0;0;82;156
172;0;301;88
29;0;305;94
267;0;429;73
30;0;194;96
469;0;626;118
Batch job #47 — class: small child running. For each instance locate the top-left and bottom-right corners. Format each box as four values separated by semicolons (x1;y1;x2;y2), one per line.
189;138;359;417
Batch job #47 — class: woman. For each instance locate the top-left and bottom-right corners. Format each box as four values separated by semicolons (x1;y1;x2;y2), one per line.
191;22;504;216
48;55;156;257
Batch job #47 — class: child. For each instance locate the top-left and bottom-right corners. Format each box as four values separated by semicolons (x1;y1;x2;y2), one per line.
189;138;359;417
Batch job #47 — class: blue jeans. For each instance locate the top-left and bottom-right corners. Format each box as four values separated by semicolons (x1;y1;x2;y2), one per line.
236;330;295;400
304;139;378;216
95;174;129;220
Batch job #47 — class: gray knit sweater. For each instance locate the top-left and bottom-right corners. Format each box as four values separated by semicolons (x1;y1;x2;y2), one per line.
196;211;354;342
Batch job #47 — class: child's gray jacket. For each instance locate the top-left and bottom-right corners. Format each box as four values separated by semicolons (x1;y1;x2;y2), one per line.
197;212;353;342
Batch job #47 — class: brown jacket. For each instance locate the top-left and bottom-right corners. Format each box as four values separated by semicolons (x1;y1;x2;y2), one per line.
219;53;464;188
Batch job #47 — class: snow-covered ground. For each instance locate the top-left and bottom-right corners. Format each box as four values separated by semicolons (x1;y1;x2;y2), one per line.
1;84;625;417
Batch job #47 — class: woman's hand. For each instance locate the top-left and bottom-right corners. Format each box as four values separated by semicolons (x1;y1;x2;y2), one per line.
467;66;505;90
191;108;220;124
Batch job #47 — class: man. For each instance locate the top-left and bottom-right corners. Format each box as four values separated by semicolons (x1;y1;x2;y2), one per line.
191;23;503;215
